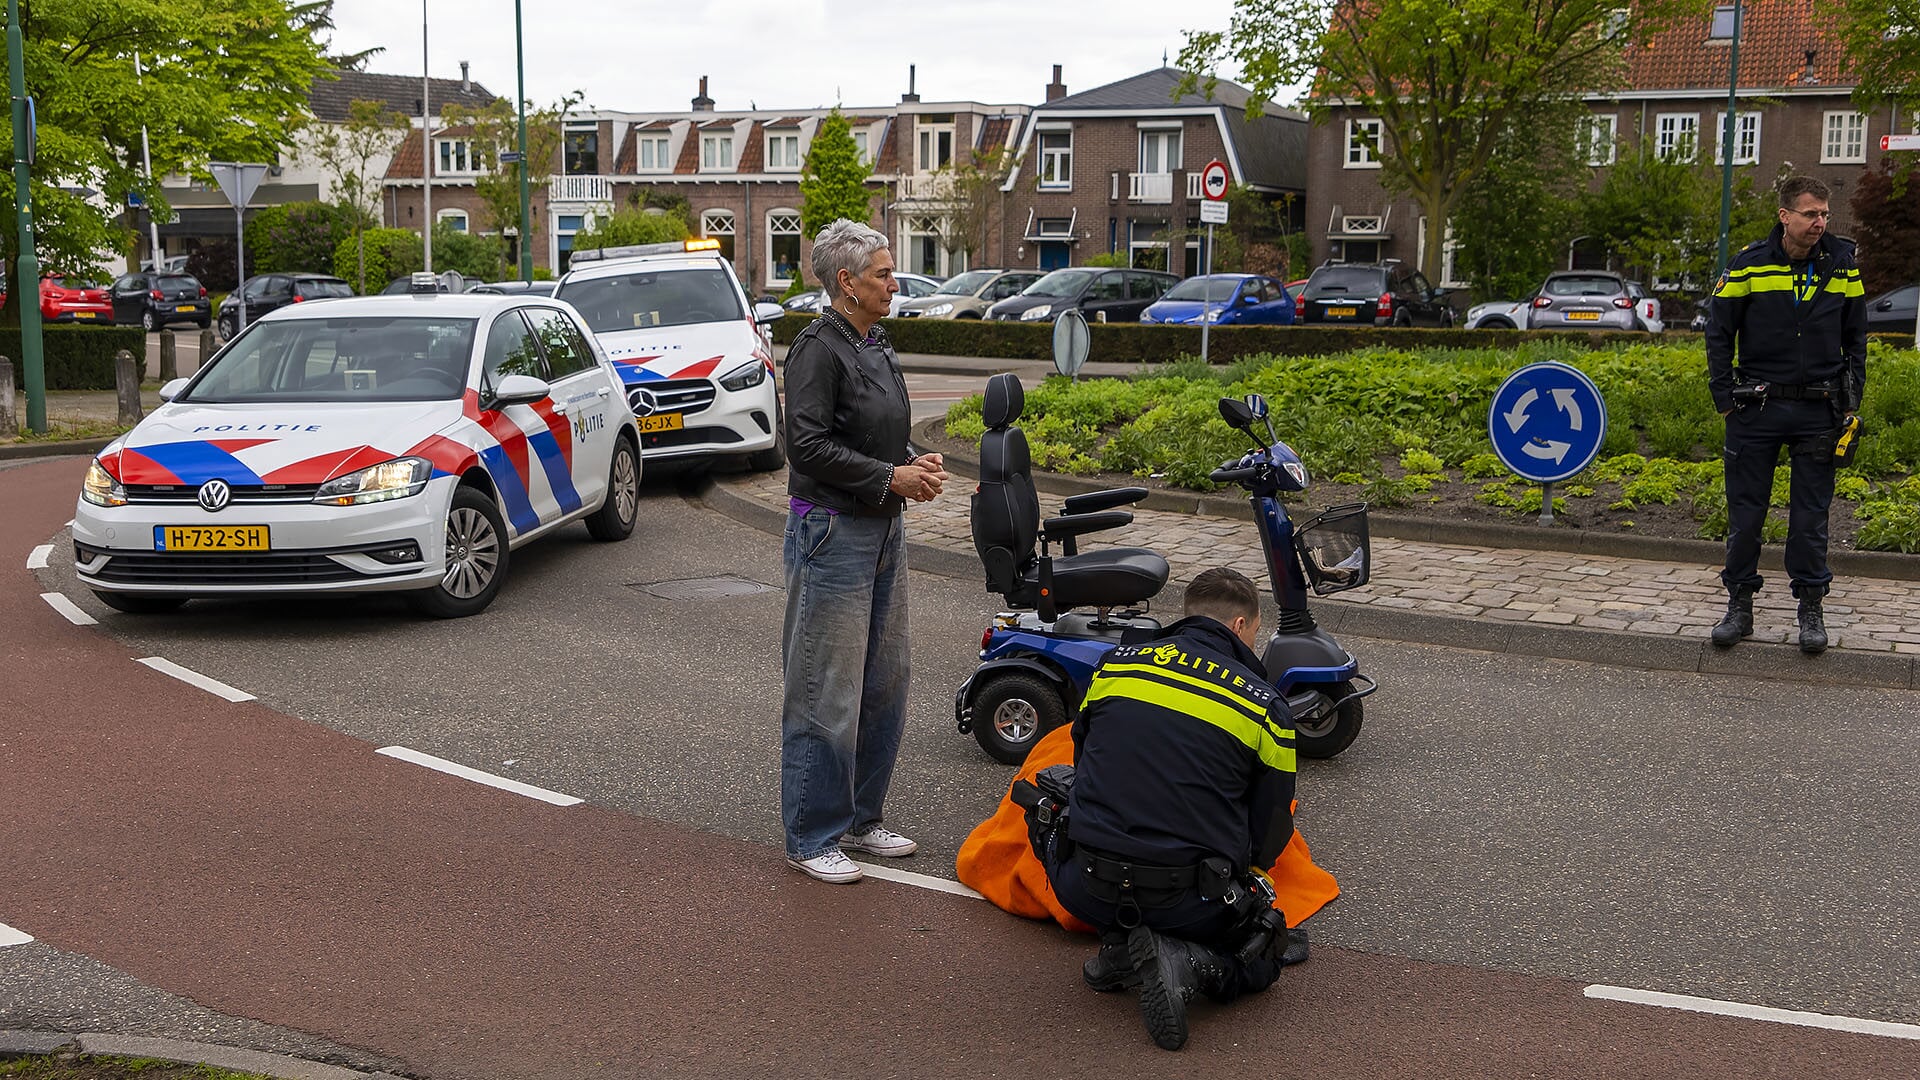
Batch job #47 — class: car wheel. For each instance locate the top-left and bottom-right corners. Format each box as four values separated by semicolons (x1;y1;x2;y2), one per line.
1440;310;1455;329
1482;318;1515;330
195;317;211;330
91;591;188;615
747;401;787;472
140;309;158;332
217;313;237;342
1393;310;1413;328
408;486;510;618
584;435;641;541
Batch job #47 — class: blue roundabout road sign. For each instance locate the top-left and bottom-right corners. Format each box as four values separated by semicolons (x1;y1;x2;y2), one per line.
1487;362;1608;484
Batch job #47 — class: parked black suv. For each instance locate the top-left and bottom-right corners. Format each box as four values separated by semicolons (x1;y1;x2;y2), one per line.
109;271;211;331
216;273;354;340
985;267;1179;324
1298;261;1452;327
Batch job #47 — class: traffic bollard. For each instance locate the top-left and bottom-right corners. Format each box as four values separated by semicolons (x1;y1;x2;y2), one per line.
200;327;216;367
159;329;177;382
115;349;144;426
0;356;16;439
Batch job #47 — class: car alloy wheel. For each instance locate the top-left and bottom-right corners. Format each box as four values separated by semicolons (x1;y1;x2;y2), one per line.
442;505;502;599
141;309;158;332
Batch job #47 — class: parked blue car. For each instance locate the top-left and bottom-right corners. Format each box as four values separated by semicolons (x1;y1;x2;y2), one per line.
1140;273;1296;326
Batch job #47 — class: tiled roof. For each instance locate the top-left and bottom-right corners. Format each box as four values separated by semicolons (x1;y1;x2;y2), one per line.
977;115;1015;155
1625;0;1856;91
613;126;636;174
385;124;484;180
875;117;898;172
674;127;701;174
1041;67;1253;111
764;116;805;128
639;118;677;131
308;68;498;123
736;122;766;173
700;117;742;129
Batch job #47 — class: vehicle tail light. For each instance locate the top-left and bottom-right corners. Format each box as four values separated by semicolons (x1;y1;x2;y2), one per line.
198;286;208;298
981;628;994;652
46;288;64;299
1532;296;1554;308
150;289;164;300
1612;297;1633;309
1377;292;1393;319
291;294;303;302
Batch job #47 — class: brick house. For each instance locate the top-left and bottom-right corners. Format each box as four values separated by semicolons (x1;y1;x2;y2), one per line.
996;66;1308;275
1305;1;1906;288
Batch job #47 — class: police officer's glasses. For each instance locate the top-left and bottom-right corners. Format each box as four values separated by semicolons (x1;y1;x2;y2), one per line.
1783;208;1833;221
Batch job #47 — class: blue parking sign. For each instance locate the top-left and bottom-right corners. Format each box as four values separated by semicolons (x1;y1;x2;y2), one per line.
1487;362;1608;484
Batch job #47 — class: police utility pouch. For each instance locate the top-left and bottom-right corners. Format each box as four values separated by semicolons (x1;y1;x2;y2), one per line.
1730;381;1768;409
1834;414;1862;467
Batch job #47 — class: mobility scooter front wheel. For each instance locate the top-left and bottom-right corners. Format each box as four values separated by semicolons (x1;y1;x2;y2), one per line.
1294;680;1365;759
971;670;1068;765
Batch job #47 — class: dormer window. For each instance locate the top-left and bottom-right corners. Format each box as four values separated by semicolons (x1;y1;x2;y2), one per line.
436;139;475;175
702;134;734;171
767;132;800;171
1707;4;1739;41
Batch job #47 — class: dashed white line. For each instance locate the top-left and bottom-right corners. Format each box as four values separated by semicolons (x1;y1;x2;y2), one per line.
1584;985;1920;1041
0;922;32;948
40;592;96;626
376;746;583;807
26;544;53;569
134;656;256;703
850;861;986;900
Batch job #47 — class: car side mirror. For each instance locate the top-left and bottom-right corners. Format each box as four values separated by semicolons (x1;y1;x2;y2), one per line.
1240;293;1257;305
158;377;190;402
1877;299;1895;311
754;301;785;324
488;373;552;408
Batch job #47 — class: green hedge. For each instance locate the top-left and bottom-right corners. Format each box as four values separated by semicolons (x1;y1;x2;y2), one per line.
2;326;146;390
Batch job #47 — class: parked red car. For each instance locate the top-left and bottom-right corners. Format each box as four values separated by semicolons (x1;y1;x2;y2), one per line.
40;273;113;323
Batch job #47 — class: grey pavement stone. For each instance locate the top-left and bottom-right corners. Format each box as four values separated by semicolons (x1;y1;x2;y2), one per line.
77;1034;373;1080
0;1030;81;1054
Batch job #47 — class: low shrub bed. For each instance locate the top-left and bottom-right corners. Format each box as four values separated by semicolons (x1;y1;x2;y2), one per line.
939;339;1920;553
2;326;145;391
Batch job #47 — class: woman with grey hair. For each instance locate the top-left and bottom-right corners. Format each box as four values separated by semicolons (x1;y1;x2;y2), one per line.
779;217;948;883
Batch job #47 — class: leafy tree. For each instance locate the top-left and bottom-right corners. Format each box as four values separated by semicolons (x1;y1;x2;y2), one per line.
430;223;507;282
931;148;1015;265
1451;104;1587;301
333;227;421;289
442;93;578;262
1836;0;1920;113
0;0;337;323
1851;158;1920;296
186;238;248;293
800;109;874;238
1577;137;1776;292
567;207;691;252
1083;251;1130;268
309;98;409;293
625;186;697;232
251;201;362;275
1178;0;1697;286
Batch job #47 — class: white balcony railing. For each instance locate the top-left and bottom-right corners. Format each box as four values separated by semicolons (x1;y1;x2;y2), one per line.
897;174;956;202
549;174;614;204
1127;172;1173;203
1186;171;1206;199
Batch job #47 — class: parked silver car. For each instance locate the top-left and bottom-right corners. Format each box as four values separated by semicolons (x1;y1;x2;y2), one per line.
1524;272;1661;332
895;268;1045;319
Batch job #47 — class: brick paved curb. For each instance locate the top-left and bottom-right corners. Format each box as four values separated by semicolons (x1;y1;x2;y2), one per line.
0;1030;404;1080
0;436;111;461
910;418;1920;583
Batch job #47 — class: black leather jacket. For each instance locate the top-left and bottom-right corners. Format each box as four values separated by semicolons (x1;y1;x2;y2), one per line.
784;311;911;517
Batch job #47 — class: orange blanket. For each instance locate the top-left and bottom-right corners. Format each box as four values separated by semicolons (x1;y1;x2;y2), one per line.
954;726;1339;934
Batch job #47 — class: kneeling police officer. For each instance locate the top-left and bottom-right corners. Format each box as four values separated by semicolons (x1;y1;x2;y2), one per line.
1017;567;1299;1051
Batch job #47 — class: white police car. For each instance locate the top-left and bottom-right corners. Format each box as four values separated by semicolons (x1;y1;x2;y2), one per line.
554;240;786;469
73;277;642;617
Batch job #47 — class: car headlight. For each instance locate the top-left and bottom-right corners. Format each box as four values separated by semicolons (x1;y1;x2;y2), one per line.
82;460;127;507
313;457;432;506
1202;309;1226;322
719;359;768;392
923;302;954;317
1018;304;1053;321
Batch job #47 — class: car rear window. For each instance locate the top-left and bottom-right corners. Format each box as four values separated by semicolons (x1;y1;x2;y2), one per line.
1545;276;1624;297
554;267;745;333
157;275;200;290
296;279;355;299
1306;269;1386;295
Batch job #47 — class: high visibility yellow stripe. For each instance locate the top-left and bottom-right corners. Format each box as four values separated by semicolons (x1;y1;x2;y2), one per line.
1729;264;1792;278
1715;280;1750;298
1097;661;1275;726
1744;277;1795;293
1835;279;1866;297
1084;676;1297;773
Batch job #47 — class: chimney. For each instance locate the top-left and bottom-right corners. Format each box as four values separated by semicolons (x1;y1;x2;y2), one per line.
460;61;470;93
1046;65;1067;103
692;75;714;112
901;64;920;104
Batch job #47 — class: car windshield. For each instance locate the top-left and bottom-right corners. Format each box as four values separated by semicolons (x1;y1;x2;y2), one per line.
1162;277;1244;302
555;267;745;333
1024;269;1097;298
183;317;477;403
1545;276;1624;297
1307;270;1385;295
935;270;996;296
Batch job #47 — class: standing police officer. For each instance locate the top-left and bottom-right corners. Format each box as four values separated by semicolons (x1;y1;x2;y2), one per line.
1707;176;1867;653
1025;568;1299;1051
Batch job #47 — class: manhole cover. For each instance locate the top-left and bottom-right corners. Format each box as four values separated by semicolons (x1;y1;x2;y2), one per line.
634;575;777;601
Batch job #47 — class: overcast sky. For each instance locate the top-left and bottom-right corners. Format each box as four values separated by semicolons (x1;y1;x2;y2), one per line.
323;0;1261;115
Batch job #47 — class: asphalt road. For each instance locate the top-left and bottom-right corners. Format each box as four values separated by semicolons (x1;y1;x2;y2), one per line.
4;455;1918;1077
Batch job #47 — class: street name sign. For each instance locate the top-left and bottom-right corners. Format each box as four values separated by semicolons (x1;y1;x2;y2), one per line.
1200;199;1230;224
1882;134;1920;151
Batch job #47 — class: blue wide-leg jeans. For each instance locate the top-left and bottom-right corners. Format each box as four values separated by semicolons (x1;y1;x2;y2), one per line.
781;507;910;860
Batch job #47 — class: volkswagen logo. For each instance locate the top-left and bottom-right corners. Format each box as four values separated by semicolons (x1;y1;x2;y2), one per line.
197;479;232;512
629;387;659;416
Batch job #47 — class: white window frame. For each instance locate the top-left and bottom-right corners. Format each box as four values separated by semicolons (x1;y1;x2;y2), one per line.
1655;113;1699;162
1713;111;1760;166
1345;118;1384;169
1416;217;1466;289
637;134;671;172
701;209;735;239
916;124;955;173
1821;111;1868;164
852;130;869;164
701;134;734;171
766;132;800;171
436;138;475;176
766;209;801;286
435;208;469;233
1138;129;1181;175
1038;131;1073;190
1581;115;1619;166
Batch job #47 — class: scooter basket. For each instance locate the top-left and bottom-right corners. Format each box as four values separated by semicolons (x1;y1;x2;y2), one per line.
1294;503;1370;595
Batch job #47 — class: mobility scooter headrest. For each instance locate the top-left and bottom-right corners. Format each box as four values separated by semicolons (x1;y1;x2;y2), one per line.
983;372;1026;429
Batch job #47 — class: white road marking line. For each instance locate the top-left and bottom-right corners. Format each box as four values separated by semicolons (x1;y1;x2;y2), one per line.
134;656;256;703
1585;985;1920;1041
40;592;95;626
850;861;986;900
0;922;32;947
27;544;54;569
376;746;583;807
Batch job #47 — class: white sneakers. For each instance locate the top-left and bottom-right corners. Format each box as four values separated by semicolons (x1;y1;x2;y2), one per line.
787;827;918;885
839;827;918;858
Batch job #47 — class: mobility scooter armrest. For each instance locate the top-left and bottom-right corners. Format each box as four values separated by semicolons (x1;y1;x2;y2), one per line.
1042;510;1133;541
1061;487;1149;515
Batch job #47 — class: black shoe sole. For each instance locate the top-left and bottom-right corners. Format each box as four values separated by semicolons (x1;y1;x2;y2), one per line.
1128;926;1188;1051
1800;640;1828;654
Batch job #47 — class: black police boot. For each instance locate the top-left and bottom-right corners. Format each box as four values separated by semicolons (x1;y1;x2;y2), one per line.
1798;596;1828;654
1127;926;1196;1051
1710;586;1755;647
1083;934;1138;993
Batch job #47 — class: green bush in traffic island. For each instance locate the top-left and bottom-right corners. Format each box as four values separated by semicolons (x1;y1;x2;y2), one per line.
333;227;424;291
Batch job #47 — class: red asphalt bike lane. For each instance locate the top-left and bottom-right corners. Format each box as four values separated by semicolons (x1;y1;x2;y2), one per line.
2;456;1916;1079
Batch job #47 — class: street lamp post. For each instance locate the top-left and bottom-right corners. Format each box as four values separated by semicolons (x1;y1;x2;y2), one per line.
8;0;46;433
421;0;432;273
1714;0;1744;279
515;0;532;283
